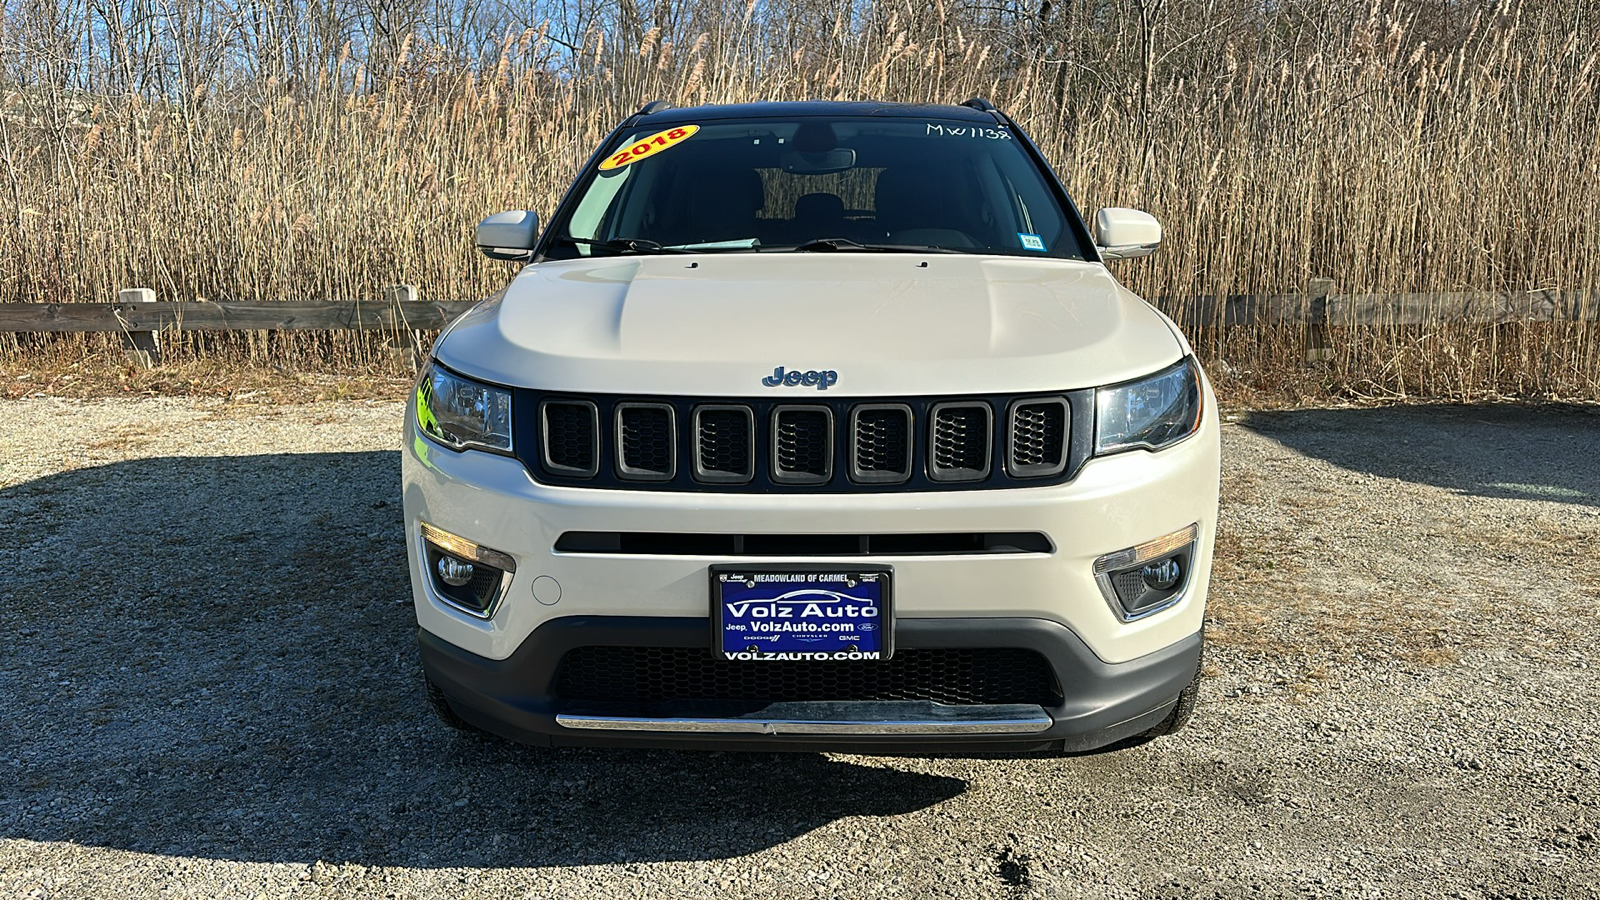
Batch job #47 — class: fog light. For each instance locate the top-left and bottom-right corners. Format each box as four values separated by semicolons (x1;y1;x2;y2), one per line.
436;555;475;587
1141;558;1182;591
419;521;516;618
1094;524;1199;620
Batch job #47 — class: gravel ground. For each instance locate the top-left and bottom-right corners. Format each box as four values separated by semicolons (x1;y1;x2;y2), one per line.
2;398;1598;899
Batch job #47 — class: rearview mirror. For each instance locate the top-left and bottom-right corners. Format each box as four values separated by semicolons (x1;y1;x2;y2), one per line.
1093;208;1161;260
780;148;856;175
476;210;540;261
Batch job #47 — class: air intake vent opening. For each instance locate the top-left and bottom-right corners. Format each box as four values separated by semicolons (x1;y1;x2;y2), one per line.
540;399;600;476
553;531;1053;555
616;403;676;481
771;406;833;484
693;405;756;483
1008;397;1069;477
555;647;1063;706
929;402;992;482
850;404;913;484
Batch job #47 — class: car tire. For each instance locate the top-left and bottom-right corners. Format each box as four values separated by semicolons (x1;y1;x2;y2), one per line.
1141;665;1201;739
425;676;482;733
1082;659;1202;754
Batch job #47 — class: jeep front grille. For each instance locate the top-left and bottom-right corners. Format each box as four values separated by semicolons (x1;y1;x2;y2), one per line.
540;400;599;476
850;404;912;483
1007;398;1069;477
771;406;832;484
516;389;1089;492
693;405;755;483
929;402;992;482
616;403;675;480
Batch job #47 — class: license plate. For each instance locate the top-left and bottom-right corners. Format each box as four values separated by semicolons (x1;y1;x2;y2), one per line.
711;567;893;661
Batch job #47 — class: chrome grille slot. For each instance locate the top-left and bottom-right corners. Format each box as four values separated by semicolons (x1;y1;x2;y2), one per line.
693;405;755;483
929;402;992;482
540;399;599;476
771;406;833;484
850;404;912;484
616;403;676;480
1007;397;1069;477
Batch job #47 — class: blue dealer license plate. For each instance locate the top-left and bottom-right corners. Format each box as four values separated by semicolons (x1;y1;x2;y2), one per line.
712;567;893;661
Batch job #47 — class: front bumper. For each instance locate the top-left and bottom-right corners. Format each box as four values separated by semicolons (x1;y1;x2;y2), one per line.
402;390;1219;666
404;372;1219;750
420;617;1202;754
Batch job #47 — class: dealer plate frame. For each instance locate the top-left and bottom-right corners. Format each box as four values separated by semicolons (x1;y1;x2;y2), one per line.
709;564;895;661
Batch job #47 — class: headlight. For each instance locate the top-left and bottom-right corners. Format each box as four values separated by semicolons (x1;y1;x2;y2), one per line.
415;361;513;454
1095;358;1203;455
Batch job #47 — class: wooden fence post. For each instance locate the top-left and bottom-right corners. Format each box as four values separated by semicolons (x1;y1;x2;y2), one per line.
118;287;160;368
386;284;418;306
1306;277;1335;362
385;284;423;371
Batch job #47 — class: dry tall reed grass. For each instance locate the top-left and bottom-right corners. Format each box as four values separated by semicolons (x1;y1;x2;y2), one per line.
1;0;1596;400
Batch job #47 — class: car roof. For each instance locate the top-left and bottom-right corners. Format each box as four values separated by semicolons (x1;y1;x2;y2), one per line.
633;100;1001;127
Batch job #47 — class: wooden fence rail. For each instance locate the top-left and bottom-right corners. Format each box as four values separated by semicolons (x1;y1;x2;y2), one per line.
0;299;478;333
2;287;1592;335
1176;288;1595;329
0;285;481;367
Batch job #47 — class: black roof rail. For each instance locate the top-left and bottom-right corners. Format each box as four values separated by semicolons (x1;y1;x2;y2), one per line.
960;97;998;113
636;100;674;116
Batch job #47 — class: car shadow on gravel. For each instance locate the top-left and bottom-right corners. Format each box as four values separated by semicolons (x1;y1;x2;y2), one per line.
0;452;966;868
1237;402;1600;507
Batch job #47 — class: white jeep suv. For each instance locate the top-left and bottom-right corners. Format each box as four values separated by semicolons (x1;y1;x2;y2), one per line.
404;99;1220;754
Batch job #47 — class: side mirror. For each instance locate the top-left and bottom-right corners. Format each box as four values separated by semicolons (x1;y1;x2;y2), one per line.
476;210;540;261
1093;208;1161;260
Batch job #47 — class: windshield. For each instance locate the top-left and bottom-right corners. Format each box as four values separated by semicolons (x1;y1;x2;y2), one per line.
544;116;1091;260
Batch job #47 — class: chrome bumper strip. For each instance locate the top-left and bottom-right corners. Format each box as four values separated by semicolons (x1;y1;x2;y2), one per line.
556;701;1054;735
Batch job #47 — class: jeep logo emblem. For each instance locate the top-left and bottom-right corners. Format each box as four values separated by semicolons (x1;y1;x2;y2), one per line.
762;366;838;390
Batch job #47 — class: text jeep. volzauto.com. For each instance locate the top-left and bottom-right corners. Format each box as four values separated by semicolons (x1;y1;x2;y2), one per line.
404;99;1220;754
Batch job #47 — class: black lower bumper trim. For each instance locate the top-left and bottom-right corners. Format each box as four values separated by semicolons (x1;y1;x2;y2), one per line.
418;616;1201;754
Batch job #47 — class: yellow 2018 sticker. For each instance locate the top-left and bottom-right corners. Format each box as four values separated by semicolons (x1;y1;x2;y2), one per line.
599;125;700;171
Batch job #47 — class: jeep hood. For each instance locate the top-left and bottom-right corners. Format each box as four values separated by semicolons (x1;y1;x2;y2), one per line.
435;254;1183;396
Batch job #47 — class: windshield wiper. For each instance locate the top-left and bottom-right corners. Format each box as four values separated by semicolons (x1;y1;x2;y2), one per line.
556;236;694;255
784;238;961;254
